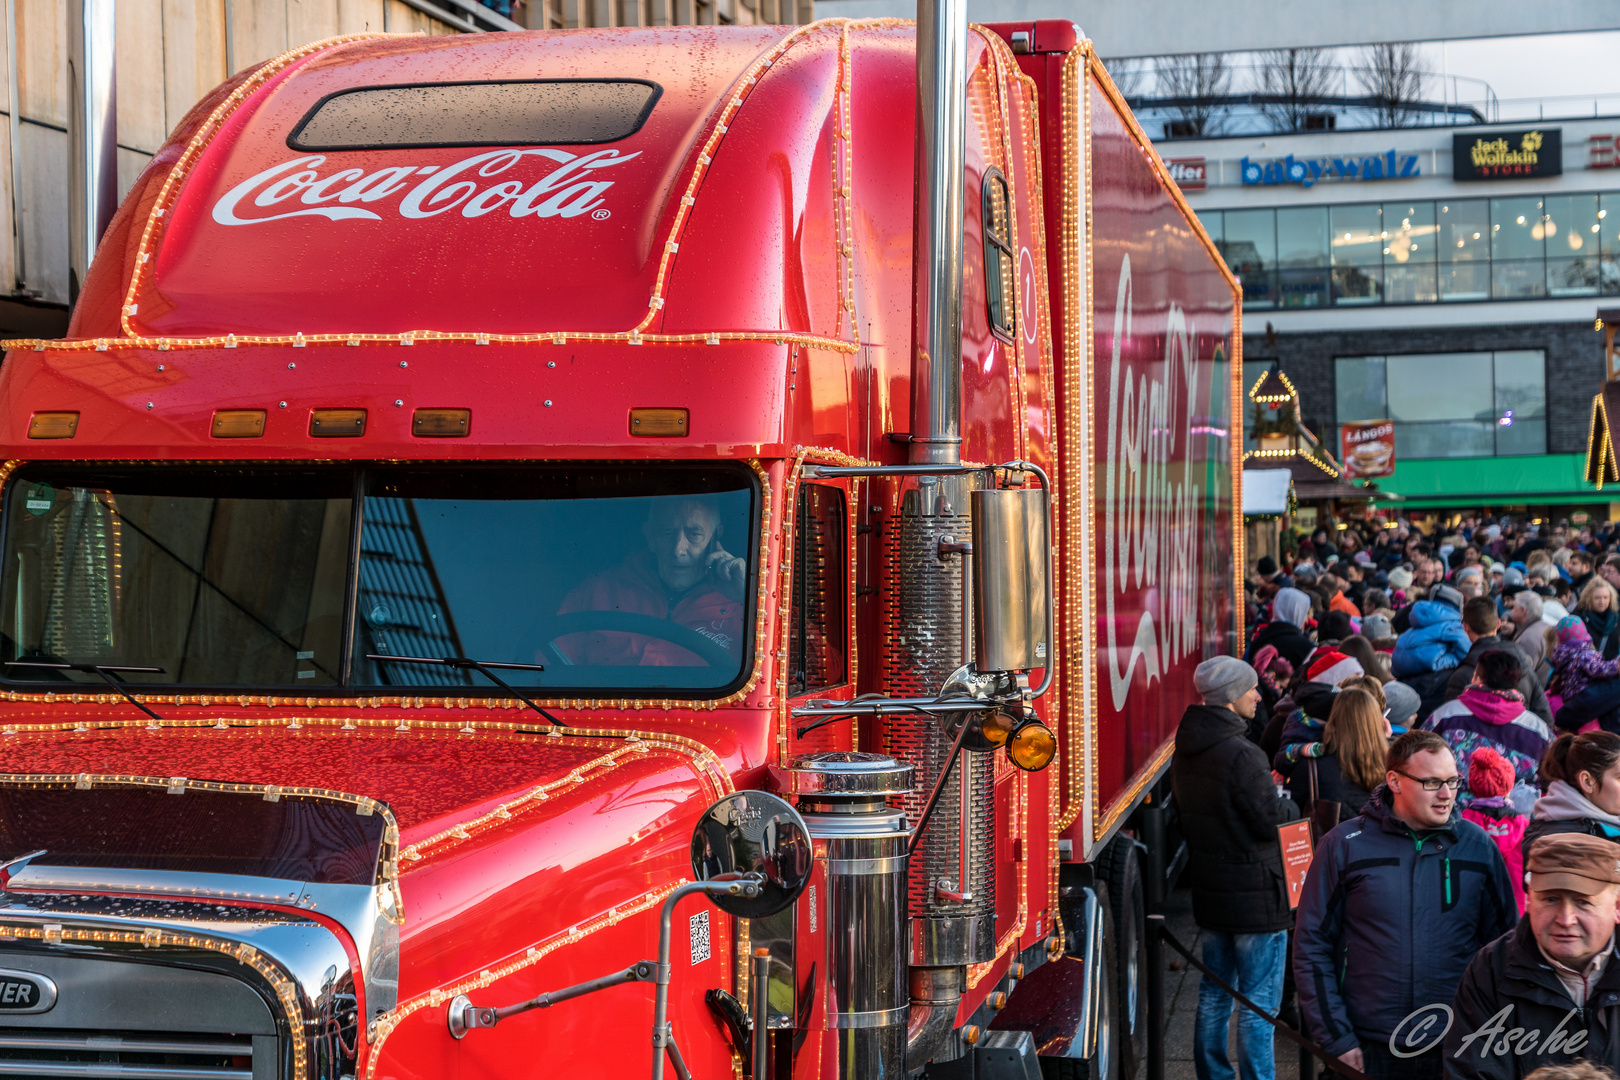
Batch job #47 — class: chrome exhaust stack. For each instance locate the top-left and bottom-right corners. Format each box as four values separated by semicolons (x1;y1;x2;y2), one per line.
897;0;976;1066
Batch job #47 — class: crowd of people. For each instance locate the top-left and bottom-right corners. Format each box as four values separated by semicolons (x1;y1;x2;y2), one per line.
1174;516;1620;1080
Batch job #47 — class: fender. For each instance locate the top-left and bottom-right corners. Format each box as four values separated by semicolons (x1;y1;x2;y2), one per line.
986;887;1105;1059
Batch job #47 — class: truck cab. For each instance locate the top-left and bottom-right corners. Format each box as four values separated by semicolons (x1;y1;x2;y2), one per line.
0;16;1237;1080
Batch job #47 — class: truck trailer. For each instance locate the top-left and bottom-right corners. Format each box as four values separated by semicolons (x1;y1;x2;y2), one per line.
0;10;1239;1080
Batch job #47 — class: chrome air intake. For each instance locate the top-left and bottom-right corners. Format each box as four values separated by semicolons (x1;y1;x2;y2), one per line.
790;753;912;1080
880;475;995;967
0;886;371;1080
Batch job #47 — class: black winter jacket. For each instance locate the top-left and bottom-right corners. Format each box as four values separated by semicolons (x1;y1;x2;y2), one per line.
1286;754;1373;826
1443;635;1553;724
1293;787;1517;1057
1245;619;1315;671
1171;704;1301;935
1447;919;1620;1079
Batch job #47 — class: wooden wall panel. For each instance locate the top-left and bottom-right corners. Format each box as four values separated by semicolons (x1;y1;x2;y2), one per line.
337;0;387;36
118;0;169;153
18;124;67;301
16;0;64;126
162;0;228;133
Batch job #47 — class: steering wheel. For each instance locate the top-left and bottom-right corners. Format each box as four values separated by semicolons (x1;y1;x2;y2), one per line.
546;611;736;669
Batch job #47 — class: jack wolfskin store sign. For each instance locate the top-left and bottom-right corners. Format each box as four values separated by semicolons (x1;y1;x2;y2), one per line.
1454;128;1562;180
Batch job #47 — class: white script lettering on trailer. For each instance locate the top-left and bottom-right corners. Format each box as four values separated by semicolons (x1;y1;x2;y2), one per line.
1103;254;1206;711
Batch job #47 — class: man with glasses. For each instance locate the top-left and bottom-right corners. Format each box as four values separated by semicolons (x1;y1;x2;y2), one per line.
1295;730;1516;1079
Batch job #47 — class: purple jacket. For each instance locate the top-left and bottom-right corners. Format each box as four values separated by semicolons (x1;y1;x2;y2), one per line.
1548;640;1620;700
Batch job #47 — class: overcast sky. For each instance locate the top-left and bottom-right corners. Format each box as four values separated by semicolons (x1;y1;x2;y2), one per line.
1430;31;1620;106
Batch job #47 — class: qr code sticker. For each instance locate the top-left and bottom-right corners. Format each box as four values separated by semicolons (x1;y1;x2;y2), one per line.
689;910;711;965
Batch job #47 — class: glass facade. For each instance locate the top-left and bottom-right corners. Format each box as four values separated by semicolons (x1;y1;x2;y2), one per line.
1198;193;1620;310
1334;351;1547;459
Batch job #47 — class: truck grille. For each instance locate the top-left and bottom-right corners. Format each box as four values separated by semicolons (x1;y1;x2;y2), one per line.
0;1030;256;1079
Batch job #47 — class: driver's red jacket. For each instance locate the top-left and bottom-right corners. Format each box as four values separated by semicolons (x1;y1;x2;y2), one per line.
556;551;744;667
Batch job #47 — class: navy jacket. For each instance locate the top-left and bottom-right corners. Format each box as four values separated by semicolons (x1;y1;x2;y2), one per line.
1293;786;1518;1057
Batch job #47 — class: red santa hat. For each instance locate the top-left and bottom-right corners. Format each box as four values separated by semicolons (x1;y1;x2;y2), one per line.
1307;650;1364;686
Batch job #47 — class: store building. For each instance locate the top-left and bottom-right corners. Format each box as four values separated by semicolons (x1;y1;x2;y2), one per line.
1158;116;1620;522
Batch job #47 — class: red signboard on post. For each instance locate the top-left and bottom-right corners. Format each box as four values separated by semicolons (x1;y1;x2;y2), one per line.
1341;419;1395;479
1279;820;1314;908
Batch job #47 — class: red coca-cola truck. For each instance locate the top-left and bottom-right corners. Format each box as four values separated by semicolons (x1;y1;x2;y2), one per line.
0;12;1238;1080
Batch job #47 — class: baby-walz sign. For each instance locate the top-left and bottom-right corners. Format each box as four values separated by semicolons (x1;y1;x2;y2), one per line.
1241;150;1421;189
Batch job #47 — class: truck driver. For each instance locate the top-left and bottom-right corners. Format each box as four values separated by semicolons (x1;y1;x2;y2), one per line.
556;496;748;668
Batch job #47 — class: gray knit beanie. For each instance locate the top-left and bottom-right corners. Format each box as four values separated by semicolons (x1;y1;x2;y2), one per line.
1194;656;1258;708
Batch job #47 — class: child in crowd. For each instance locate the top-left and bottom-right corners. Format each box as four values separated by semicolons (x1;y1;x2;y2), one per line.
1460;747;1528;914
1391;585;1471;679
1548;616;1620;730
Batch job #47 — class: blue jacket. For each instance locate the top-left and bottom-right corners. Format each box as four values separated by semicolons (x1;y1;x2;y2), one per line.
1293;787;1516;1057
1391;600;1472;678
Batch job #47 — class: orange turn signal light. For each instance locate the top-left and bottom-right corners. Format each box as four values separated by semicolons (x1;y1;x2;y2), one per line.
978;709;1015;748
310;408;366;438
1007;717;1056;772
211;409;266;438
413;408;470;437
629;407;689;437
27;412;78;439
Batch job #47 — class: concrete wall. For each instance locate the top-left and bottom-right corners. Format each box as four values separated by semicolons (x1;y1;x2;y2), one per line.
1247;319;1604;457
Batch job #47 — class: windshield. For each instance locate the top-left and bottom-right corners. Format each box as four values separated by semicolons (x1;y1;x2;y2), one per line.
0;464;757;696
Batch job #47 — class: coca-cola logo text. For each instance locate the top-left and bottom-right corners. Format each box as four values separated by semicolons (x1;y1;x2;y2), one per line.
210;148;639;227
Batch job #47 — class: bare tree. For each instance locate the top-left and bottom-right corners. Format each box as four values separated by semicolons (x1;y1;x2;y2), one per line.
1153;53;1232;137
1255;48;1337;132
1101;57;1147;102
1354;43;1424;128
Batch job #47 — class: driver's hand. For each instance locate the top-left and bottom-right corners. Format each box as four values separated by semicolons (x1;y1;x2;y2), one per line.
707;546;748;600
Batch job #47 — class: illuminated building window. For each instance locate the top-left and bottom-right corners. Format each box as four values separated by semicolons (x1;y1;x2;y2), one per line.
1335;350;1546;460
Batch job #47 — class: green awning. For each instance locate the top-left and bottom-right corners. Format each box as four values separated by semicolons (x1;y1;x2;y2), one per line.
1371;453;1605;509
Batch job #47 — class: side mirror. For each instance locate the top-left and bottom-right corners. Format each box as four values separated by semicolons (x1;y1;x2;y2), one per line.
689;791;812;918
970;486;1050;674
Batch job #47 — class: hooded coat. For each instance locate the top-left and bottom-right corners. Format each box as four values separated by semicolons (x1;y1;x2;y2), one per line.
1392;599;1473;678
1522;779;1620;860
1245;588;1315;670
1424;688;1554;813
1294;788;1517;1058
1447;919;1620;1080
1443;635;1553;725
1171;704;1301;935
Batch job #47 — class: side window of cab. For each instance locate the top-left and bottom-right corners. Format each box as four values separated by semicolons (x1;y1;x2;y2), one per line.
788;484;847;695
982;168;1015;342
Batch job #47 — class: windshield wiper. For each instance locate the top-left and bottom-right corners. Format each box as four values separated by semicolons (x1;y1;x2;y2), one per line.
5;661;166;723
365;655;567;728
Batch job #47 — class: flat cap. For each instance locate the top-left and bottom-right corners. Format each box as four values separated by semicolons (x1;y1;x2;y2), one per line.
1528;833;1620;896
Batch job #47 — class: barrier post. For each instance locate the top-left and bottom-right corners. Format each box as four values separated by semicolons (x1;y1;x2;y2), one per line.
1145;913;1165;1080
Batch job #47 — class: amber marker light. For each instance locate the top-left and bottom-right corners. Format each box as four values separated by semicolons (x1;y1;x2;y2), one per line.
1007;715;1057;772
979;708;1015;748
413;408;471;437
211;409;266;438
27;412;79;439
310;408;366;438
629;408;689;437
